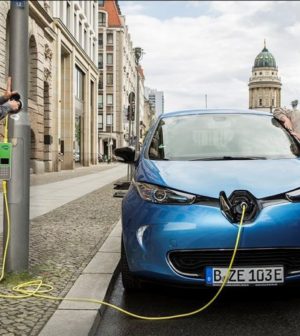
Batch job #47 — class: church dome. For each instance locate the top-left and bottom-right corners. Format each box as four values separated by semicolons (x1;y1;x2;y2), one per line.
254;45;276;68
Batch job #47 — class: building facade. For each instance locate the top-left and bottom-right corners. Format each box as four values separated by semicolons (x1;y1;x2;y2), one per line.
52;0;98;170
145;87;164;116
248;41;282;112
0;0;98;174
0;0;57;173
98;0;147;158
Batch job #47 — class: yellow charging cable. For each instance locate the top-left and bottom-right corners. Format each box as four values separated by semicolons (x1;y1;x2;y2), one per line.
0;113;246;319
0;176;246;321
0;116;9;282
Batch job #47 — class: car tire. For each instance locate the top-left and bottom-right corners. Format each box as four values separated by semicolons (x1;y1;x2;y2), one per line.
121;239;142;291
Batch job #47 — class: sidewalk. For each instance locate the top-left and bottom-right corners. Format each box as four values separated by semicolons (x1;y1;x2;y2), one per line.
39;220;122;336
0;163;127;234
0;163;127;336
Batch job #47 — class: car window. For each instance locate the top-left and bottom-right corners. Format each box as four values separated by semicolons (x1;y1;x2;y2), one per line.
147;114;300;160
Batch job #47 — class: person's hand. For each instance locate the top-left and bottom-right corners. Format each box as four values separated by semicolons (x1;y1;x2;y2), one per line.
8;100;20;112
3;77;18;100
290;131;300;141
282;117;293;130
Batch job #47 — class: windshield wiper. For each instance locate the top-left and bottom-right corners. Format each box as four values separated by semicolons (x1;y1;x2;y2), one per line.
190;156;267;161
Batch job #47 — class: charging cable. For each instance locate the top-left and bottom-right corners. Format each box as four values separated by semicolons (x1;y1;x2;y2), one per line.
0;112;247;319
0;180;247;320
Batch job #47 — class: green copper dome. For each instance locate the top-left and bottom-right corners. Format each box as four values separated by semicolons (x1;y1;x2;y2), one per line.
254;46;277;68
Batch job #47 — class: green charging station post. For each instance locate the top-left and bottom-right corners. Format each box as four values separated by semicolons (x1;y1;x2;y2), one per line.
3;0;30;272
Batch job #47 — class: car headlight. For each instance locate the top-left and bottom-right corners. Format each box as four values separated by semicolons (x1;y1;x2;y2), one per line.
133;181;196;205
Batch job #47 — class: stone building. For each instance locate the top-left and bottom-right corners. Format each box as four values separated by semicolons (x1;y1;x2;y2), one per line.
98;0;145;157
0;0;56;173
248;41;282;112
0;0;98;174
52;0;98;170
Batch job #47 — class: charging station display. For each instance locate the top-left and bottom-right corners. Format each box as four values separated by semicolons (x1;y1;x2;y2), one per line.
0;143;12;180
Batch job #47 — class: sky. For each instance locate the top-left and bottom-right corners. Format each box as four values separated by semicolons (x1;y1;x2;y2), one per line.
118;1;300;113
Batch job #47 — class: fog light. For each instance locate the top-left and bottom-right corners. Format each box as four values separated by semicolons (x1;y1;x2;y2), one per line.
136;225;149;248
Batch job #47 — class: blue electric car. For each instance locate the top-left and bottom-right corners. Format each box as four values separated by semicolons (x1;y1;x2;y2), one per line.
115;109;300;290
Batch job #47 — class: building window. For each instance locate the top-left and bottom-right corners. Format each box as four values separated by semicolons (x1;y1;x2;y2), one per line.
60;0;64;20
98;94;103;109
98;12;106;26
92;42;95;62
106;114;113;125
79;21;83;45
74;13;77;37
98;114;103;129
75;66;84;101
107;94;113;105
107;53;113;65
98;73;103;89
98;53;103;69
107;33;113;44
98;33;103;48
107;73;113;85
259;99;262;106
66;1;71;28
84;29;88;51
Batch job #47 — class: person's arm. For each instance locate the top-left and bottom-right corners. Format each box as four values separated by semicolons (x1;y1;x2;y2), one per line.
0;77;18;105
0;102;12;119
273;107;293;130
290;131;300;141
0;100;20;120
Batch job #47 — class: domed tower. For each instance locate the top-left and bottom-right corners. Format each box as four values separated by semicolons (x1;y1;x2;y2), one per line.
248;41;282;112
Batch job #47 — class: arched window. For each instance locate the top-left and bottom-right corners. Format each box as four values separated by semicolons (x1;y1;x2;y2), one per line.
31;129;37;160
28;35;38;99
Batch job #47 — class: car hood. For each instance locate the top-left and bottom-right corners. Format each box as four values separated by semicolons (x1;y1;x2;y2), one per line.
136;158;300;199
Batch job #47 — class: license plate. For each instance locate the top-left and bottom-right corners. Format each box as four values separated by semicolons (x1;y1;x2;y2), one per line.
205;266;284;286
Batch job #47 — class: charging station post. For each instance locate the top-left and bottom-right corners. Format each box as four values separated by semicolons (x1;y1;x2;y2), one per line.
3;0;30;272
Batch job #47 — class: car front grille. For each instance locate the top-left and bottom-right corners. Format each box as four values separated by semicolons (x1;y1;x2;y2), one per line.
168;249;300;278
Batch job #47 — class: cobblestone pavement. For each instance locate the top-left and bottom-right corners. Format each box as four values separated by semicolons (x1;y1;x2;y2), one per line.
0;180;123;336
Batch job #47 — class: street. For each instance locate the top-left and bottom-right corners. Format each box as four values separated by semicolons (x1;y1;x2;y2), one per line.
95;275;300;336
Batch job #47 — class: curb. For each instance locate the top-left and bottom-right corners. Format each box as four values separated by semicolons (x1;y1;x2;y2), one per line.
39;220;122;336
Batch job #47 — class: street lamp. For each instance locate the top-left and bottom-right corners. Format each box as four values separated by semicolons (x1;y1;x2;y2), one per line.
109;123;113;163
134;47;144;158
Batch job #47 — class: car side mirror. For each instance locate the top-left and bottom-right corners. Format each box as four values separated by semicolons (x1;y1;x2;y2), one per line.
114;146;136;163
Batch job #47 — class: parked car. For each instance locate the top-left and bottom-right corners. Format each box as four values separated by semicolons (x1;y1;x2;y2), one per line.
115;109;300;290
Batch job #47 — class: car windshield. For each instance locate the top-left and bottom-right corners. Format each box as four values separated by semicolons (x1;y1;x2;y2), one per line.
147;113;300;161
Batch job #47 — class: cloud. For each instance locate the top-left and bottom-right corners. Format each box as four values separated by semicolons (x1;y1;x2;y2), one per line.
118;1;144;15
120;1;300;112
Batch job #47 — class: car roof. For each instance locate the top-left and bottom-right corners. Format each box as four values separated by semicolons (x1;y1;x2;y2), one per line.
160;109;272;119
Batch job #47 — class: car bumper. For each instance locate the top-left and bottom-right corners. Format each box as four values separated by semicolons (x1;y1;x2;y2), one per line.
122;188;300;286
